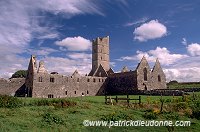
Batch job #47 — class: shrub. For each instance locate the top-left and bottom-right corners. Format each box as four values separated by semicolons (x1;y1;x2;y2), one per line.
11;70;27;78
0;95;22;108
42;112;64;125
163;112;179;120
174;102;188;111
190;100;200;120
32;99;77;107
143;110;158;120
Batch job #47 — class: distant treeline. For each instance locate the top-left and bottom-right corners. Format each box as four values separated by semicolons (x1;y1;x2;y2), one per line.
167;80;200;89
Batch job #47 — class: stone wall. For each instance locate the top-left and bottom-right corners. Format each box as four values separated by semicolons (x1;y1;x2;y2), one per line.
32;73;107;98
0;78;25;96
106;71;137;95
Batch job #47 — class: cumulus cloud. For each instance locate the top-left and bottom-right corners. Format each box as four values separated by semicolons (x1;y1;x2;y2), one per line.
55;36;92;51
117;47;188;65
43;56;91;75
68;53;92;60
164;67;200;82
187;43;200;56
116;46;200;82
0;0;102;78
133;20;167;42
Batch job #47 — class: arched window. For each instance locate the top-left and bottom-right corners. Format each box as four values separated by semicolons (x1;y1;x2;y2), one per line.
158;75;161;82
143;68;147;81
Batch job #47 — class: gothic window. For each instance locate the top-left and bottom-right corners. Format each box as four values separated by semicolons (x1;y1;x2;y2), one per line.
50;77;55;82
158;75;161;82
143;68;147;81
39;77;42;82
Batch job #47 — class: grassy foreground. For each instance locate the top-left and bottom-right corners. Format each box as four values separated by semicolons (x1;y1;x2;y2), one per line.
0;94;200;132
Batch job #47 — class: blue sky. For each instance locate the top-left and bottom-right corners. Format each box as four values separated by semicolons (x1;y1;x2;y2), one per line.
1;0;200;82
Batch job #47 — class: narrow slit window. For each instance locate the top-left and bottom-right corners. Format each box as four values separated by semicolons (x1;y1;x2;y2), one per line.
39;77;42;82
50;77;55;82
158;75;161;82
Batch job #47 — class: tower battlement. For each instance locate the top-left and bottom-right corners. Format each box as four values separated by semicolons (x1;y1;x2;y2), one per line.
93;36;109;45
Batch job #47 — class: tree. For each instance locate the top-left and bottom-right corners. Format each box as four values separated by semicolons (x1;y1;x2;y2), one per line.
11;70;27;78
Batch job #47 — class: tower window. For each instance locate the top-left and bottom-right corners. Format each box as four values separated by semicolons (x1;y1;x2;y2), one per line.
87;78;90;82
39;77;42;82
158;75;161;82
143;68;147;81
101;56;102;60
77;78;79;82
87;90;89;94
65;91;67;95
74;91;76;94
93;78;96;82
99;79;101;82
50;77;55;82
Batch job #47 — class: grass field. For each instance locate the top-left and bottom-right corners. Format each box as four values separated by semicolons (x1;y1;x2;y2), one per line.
0;94;200;132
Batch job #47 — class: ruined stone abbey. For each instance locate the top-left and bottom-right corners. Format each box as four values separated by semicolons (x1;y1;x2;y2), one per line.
0;36;166;98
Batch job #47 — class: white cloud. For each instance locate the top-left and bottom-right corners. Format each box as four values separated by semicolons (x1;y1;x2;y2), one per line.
0;0;102;78
164;67;200;82
43;56;91;75
68;53;92;60
0;54;28;78
27;47;58;56
133;20;167;42
117;47;188;65
182;38;187;45
124;17;148;27
117;45;200;82
55;36;92;51
187;43;200;56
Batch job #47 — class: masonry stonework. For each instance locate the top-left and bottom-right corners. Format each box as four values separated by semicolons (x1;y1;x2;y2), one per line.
0;36;166;98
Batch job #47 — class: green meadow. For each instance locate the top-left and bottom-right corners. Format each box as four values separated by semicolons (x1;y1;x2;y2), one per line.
0;93;200;132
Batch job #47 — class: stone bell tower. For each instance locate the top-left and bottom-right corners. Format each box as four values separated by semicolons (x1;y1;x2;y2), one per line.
89;36;110;76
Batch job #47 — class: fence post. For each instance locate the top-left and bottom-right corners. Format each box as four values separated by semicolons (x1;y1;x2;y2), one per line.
139;96;141;104
116;96;118;103
127;95;130;106
105;95;107;104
